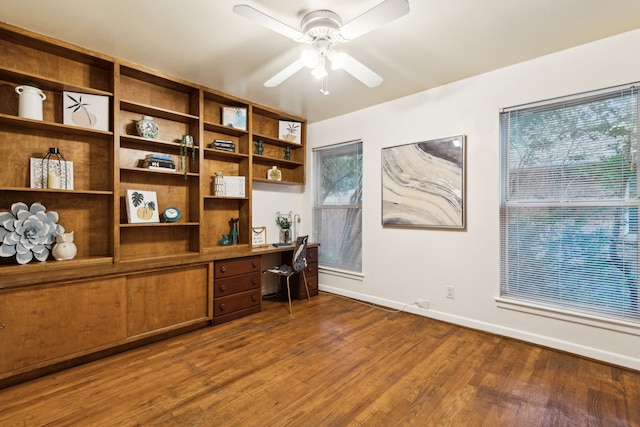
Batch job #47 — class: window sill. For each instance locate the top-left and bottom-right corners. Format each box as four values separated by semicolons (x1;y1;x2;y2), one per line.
495;296;640;337
318;266;364;281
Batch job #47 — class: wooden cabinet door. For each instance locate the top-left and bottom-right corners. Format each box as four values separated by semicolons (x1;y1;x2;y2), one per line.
0;277;126;375
126;264;208;337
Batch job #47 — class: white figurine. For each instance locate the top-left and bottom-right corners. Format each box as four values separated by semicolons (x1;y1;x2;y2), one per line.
52;231;77;261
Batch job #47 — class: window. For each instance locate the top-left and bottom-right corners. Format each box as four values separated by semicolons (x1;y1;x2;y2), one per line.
500;84;640;324
313;140;362;272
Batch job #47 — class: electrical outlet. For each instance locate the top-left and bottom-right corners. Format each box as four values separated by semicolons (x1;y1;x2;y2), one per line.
417;299;430;309
446;286;455;299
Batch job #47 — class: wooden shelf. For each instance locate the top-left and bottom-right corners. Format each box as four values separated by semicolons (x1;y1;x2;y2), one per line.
203;195;249;201
253;178;304;186
203;147;249;161
120;166;198;177
0;67;113;97
0;113;113;137
119;222;199;228
204;121;249;137
252;155;303;167
0;187;113;195
120;100;198;123
0;256;114;282
253;133;303;148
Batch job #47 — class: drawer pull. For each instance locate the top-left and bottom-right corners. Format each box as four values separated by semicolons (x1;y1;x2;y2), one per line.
220;284;226;292
251;277;257;285
115;301;120;307
251;295;258;303
219;303;226;311
220;265;227;273
251;260;257;268
0;323;5;329
128;298;133;303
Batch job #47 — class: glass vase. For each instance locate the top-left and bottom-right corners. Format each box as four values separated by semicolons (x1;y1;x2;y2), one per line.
279;228;291;244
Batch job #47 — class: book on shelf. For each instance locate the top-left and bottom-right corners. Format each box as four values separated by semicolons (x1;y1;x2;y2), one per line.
145;165;177;172
143;159;176;169
209;139;236;152
145;153;173;161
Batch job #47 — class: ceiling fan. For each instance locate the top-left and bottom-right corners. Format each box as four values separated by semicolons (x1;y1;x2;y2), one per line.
233;0;410;94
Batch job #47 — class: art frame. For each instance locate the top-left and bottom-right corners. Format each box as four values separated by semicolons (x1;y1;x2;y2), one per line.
252;226;267;247
63;91;110;131
221;106;247;131
381;135;466;229
278;120;301;144
125;189;160;224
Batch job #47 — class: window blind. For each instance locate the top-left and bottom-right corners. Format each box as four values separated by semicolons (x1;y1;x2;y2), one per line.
500;84;640;323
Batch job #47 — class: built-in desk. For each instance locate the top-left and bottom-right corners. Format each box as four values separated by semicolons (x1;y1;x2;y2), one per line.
212;243;319;325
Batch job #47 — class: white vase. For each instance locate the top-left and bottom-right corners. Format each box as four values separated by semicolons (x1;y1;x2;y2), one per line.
15;85;46;120
136;115;159;139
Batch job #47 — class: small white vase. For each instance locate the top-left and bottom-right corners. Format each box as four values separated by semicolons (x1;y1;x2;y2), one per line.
136;115;159;139
15;85;46;120
52;231;77;261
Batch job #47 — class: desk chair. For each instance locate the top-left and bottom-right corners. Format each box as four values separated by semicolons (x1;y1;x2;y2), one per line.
263;235;310;315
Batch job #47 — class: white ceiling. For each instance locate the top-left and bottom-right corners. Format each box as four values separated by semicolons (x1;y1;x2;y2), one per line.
2;0;640;123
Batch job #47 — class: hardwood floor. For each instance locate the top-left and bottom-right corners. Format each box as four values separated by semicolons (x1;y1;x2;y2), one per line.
1;292;639;426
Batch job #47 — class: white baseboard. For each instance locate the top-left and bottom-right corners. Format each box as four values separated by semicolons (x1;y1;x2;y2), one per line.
318;285;640;371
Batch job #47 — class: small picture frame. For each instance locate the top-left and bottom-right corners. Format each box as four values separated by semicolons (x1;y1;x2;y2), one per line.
125;189;160;224
279;120;301;144
222;176;246;197
221;107;247;131
63;91;110;131
252;226;267;247
30;158;74;189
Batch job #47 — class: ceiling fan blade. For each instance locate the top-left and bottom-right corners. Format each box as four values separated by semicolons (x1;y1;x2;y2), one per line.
338;0;410;41
341;54;383;88
233;4;306;41
264;59;305;87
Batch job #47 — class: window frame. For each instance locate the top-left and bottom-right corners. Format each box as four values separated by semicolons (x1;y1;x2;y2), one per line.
499;83;640;333
313;139;363;274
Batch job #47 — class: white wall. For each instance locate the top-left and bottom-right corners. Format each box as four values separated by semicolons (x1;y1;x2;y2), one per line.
302;29;640;369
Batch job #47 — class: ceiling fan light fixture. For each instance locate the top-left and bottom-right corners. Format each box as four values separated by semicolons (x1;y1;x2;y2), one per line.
320;76;329;95
311;62;327;79
328;51;347;70
301;48;318;68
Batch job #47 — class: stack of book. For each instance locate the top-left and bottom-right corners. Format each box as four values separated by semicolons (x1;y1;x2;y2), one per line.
142;154;176;172
209;139;236;152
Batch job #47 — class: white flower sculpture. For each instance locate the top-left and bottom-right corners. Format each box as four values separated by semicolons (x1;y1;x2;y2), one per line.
0;202;64;264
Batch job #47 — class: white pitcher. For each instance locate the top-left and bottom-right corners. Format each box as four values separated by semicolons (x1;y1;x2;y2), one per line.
15;85;46;120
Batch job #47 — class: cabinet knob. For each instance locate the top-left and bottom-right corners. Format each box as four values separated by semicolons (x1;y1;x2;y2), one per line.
252;260;257;268
115;301;120;307
251;295;258;303
220;284;226;292
219;303;226;312
220;266;227;273
0;323;5;329
251;278;257;285
128;298;133;303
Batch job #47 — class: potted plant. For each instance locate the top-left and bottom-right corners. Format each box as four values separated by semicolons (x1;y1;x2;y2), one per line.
276;215;292;244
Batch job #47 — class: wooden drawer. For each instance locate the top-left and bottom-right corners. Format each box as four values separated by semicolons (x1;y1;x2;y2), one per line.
303;261;318;278
306;247;318;263
288;269;318;300
215;272;260;297
215;289;261;317
214;256;260;279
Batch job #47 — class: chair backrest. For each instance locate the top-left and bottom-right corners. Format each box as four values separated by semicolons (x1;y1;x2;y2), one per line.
292;235;308;272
